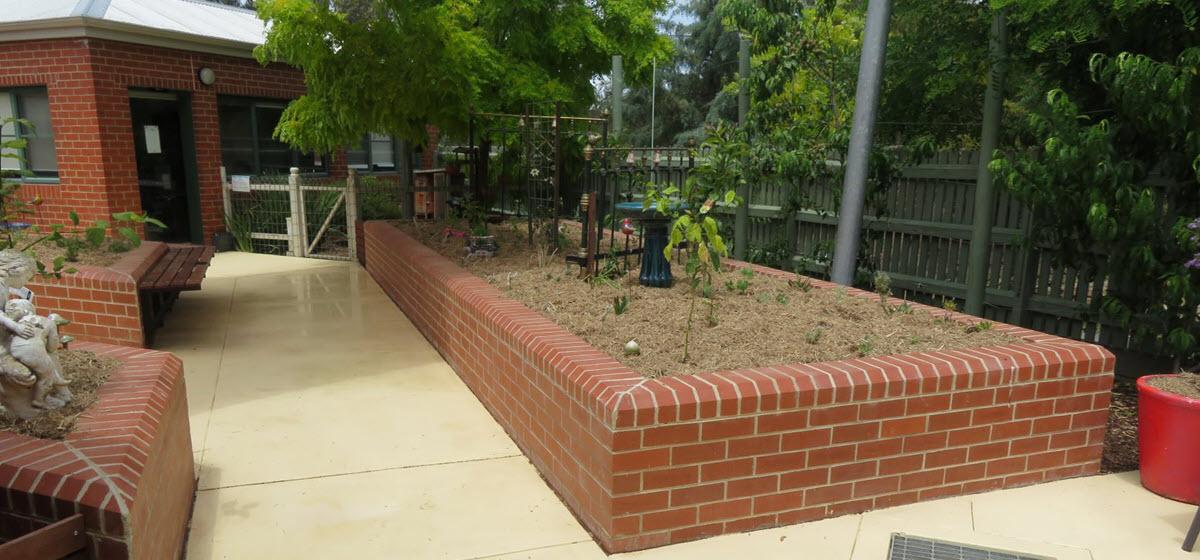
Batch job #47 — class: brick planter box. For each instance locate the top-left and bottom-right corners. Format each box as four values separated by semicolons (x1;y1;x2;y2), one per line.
364;220;1114;553
27;242;166;348
0;343;193;559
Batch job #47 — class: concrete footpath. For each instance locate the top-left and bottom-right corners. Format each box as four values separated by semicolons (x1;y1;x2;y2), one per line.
161;253;1193;559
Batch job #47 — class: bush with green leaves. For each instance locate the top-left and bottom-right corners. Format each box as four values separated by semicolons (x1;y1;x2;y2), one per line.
643;122;746;362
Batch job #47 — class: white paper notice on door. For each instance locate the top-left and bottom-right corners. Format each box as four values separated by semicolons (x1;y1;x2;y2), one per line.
144;125;162;154
231;175;251;193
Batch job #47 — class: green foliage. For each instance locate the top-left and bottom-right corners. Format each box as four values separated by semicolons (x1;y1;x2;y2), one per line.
643;122;746;362
856;336;875;356
873;270;891;307
990;1;1200;359
619;0;739;146
613;295;629;316
805;327;823;344
255;0;671;152
966;320;994;334
40;211;166;262
789;272;813;292
225;208;255;252
734;278;749;294
775;292;789;305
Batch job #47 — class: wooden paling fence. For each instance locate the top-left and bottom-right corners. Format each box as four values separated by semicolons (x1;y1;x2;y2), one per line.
713;150;1133;352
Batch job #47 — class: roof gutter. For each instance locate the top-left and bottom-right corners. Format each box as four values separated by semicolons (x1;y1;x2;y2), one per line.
0;16;262;60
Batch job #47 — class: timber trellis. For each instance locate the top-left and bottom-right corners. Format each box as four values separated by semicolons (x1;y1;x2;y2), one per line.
714;150;1135;352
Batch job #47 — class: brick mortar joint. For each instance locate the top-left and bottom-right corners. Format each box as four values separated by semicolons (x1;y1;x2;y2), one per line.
368;220;1114;434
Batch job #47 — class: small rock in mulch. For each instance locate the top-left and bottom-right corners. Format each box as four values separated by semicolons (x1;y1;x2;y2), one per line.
1101;378;1139;473
0;350;120;440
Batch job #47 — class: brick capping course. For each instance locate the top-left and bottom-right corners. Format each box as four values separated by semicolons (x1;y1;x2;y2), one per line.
0;342;194;559
365;220;1115;553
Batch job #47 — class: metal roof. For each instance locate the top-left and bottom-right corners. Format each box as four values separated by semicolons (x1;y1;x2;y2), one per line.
0;0;266;53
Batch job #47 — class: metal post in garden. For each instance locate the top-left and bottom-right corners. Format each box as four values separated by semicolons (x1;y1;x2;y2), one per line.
830;0;893;286
612;55;624;137
734;35;751;261
553;101;562;248
965;10;1008;316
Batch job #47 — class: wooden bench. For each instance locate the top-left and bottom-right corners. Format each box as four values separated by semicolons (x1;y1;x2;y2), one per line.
138;244;215;345
0;514;87;560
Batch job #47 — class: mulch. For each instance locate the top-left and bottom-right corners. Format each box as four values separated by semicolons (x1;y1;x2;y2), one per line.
0;349;121;440
395;218;1014;378
396;218;1148;473
1101;378;1139;473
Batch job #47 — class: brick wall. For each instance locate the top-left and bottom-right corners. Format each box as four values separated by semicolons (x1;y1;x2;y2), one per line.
365;221;1114;553
27;241;165;348
0;343;194;560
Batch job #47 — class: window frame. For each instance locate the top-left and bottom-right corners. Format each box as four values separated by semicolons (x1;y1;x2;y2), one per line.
347;133;404;173
216;95;326;177
1;87;59;183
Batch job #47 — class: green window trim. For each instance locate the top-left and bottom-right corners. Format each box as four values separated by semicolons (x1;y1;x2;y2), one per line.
0;87;58;180
217;95;326;177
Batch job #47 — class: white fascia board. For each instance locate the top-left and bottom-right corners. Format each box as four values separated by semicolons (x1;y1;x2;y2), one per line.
0;16;261;60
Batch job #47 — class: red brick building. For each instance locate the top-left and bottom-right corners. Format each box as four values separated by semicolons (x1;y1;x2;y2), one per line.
0;0;426;244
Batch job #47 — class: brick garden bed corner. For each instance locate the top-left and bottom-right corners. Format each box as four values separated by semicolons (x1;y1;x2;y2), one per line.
0;342;194;559
364;220;1114;553
28;242;167;348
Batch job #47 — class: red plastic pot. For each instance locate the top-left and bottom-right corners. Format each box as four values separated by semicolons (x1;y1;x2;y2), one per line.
1138;374;1200;504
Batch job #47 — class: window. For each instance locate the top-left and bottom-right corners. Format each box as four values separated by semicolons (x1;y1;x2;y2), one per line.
347;133;397;171
217;96;324;176
0;88;57;178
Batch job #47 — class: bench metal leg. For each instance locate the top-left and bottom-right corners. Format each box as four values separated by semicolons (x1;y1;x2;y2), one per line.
1184;506;1200;552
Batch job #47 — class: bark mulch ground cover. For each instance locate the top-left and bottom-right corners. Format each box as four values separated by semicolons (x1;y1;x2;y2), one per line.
396;218;1015;378
0;350;121;439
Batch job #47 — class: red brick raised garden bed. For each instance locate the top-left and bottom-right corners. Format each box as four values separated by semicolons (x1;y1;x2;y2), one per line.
28;242;165;348
0;343;194;559
364;220;1114;553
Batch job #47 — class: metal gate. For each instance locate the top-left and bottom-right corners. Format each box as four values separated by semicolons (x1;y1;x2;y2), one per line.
221;167;359;261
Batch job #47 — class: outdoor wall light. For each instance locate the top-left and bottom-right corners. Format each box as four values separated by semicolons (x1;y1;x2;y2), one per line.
198;67;216;86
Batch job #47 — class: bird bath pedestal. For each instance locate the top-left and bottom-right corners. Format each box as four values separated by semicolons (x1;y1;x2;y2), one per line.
615;202;678;288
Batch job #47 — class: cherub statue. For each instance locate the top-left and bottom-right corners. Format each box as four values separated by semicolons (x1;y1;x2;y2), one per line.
0;250;38;417
0;249;37;339
5;299;71;410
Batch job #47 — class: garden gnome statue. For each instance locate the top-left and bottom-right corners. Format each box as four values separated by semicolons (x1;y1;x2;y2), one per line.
0;250;74;420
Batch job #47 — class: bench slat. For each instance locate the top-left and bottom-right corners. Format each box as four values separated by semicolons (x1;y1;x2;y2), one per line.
138;244;215;292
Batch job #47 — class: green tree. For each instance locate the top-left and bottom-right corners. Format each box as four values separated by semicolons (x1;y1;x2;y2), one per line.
255;0;671;152
990;0;1200;361
621;0;740;146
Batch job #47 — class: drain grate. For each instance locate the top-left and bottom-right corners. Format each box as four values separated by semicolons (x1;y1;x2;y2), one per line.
888;534;1054;560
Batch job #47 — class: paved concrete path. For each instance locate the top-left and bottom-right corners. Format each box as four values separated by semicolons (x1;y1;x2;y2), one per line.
167;253;1195;559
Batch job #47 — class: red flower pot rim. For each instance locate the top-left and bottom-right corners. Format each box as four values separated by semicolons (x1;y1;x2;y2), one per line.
1137;373;1200;405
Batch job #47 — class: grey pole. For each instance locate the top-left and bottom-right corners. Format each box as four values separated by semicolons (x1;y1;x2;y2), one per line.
612;55;624;137
965;11;1008;316
830;0;893;286
734;35;751;260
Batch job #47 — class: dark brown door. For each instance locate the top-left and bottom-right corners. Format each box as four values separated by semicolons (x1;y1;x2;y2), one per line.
130;92;193;242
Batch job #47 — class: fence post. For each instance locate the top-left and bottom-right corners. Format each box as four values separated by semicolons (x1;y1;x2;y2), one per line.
288;167;305;257
399;140;415;219
346;169;359;263
734;36;751;261
220;166;232;227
